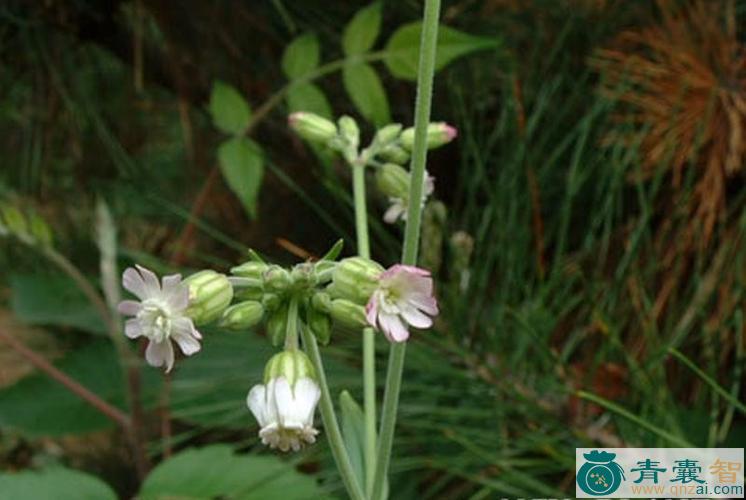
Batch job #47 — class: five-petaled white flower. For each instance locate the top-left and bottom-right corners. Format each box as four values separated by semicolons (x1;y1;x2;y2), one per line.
247;376;320;452
118;265;202;372
365;265;439;342
383;172;435;224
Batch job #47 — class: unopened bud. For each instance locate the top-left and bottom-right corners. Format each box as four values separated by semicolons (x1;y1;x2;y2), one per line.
400;122;458;151
183;270;234;325
328;257;383;304
288;112;337;144
219;301;264;330
306;307;332;345
311;292;332;313
330;299;367;328
338;115;360;151
263;349;316;386
376;163;410;200
263;265;291;292
373;123;402;147
378;144;410;165
231;261;269;280
290;262;315;289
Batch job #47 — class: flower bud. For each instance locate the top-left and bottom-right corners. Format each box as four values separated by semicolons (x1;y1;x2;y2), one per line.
329;299;367;328
219;300;264;330
378;144;410;165
263;349;316;385
311;292;332;314
328;257;384;304
262;292;282;311
400;122;458;151
288;112;337;144
306;307;332;345
263;265;291;293
290;262;315;289
266;304;288;346
375;163;410;200
183;270;234;325
374;123;403;146
338;115;360;151
231;261;269;280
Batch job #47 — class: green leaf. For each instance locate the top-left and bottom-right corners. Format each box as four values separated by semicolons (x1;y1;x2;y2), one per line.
282;33;320;79
320;238;344;261
0;340;160;435
342;2;382;55
209;80;252;135
339;391;366;489
217;137;264;218
384;22;500;80
10;273;106;335
343;62;390;126
286;83;333;119
139;445;324;500
0;467;117;500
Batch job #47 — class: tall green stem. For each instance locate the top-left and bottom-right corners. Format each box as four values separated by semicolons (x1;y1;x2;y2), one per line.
372;1;442;499
352;162;377;497
300;327;366;500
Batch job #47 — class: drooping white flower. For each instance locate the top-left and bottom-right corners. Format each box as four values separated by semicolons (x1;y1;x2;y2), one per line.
365;264;439;343
247;377;320;452
247;349;321;452
118;265;202;372
383;172;435;224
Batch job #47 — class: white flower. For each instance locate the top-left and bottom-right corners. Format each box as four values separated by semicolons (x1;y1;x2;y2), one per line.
365;264;439;342
247;376;320;452
118;265;202;372
383;172;435;224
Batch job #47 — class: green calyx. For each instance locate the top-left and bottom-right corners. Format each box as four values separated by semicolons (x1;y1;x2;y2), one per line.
183;270;234;325
218;300;264;330
263;349;316;386
329;299;367;329
289;112;338;144
376;163;411;200
328;257;384;305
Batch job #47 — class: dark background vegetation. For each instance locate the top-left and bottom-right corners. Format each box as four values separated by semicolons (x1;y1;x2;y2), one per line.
0;1;744;498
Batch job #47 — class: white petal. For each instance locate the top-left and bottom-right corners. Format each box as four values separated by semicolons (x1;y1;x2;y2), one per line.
122;267;150;300
145;339;174;372
118;300;142;316
293;378;321;426
165;284;189;312
124;318;143;339
135;265;162;296
383;201;405;224
379;312;409;343
400;306;433;329
161;274;182;295
171;318;201;355
409;294;439;315
247;384;270;427
272;377;304;428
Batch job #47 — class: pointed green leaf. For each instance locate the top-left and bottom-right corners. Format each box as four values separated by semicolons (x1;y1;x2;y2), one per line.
343;62;390;126
286;83;333;119
320;238;344;261
282;33;320;79
209;81;252;135
342;2;382;55
0;467;117;500
384;22;500;80
217;137;264;218
339;390;366;488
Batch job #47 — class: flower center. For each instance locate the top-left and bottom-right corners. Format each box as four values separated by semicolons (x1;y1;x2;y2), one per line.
137;300;172;342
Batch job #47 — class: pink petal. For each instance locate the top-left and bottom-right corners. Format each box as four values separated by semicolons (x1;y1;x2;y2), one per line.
409;294;439;315
379;312;409;343
400;306;433;329
118;300;142;316
365;297;379;327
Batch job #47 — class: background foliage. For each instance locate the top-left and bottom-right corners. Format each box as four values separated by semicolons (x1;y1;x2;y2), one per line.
0;1;744;498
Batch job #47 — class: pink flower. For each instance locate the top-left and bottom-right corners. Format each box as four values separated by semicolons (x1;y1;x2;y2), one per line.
365;265;439;342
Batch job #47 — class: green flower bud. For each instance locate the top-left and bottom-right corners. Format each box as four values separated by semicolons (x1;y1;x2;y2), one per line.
311;292;332;314
183;270;234;325
306;307;332;345
378;144;410;165
288;112;337;144
338;115;360;151
373;123;403;147
330;299;367;328
290;262;315;289
262;292;282;311
219;300;264;330
328;257;383;304
400;122;458;151
266;303;288;346
263;349;316;385
376;163;410;200
264;265;291;293
231;260;269;280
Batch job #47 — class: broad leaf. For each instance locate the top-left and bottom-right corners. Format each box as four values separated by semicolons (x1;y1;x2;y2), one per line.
384;22;500;80
218;137;264;218
139;445;325;500
342;2;382;55
286;83;333;119
0;467;117;500
11;273;106;335
343;62;390;126
0;340;160;435
209;81;252;135
282;33;320;79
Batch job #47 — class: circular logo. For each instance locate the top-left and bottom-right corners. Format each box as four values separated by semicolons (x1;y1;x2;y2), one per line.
577;451;626;496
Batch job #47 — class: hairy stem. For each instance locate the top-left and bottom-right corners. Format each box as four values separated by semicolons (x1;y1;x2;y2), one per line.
300;327;366;500
372;1;442;499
